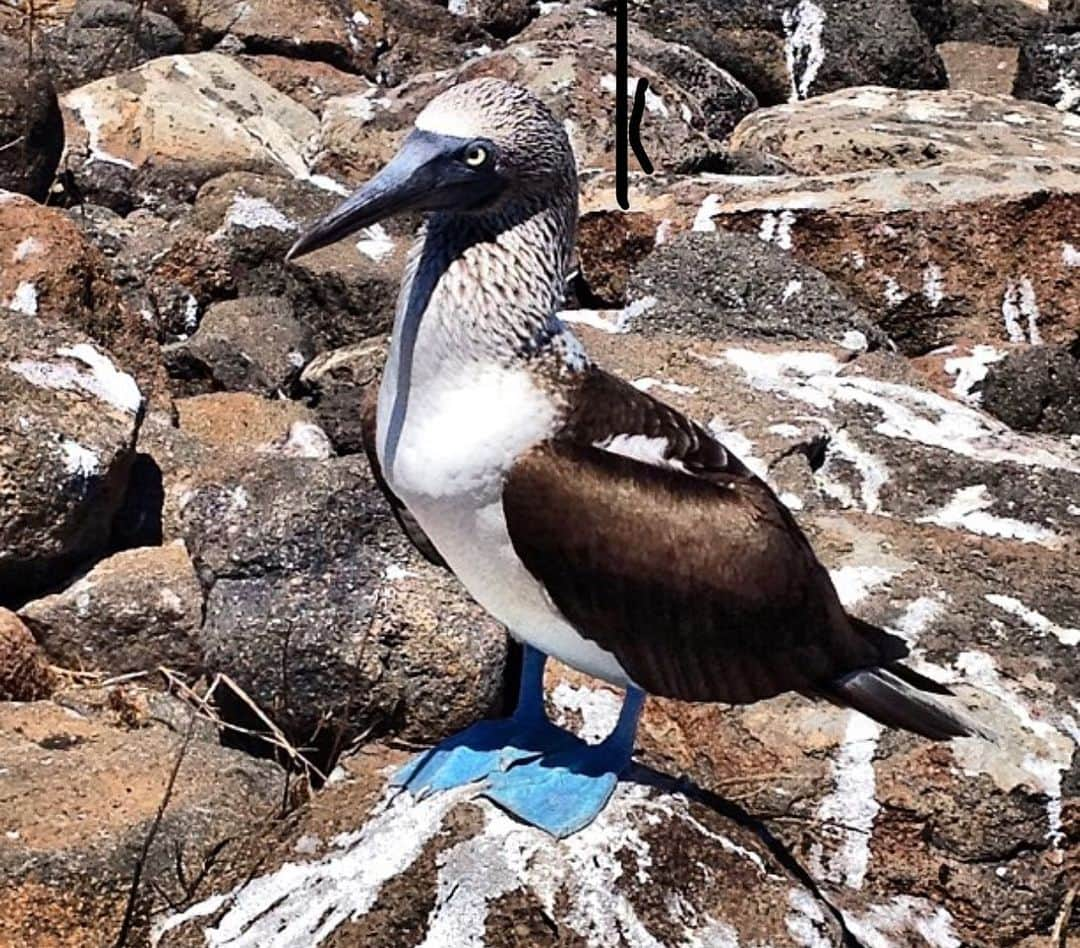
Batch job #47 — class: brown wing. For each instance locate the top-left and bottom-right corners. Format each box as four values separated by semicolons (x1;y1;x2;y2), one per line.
502;368;907;704
360;385;447;568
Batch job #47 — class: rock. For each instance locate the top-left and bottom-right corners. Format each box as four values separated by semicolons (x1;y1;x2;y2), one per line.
0;692;281;948
373;0;495;88
236;53;369;115
1053;0;1080;31
0;609;54;701
1014;32;1080;113
170;0;378;74
44;0;184;92
59;53;322;213
938;41;1019;95
0;194;164;396
0;311;142;607
449;0;533;39
175;391;318;452
629;0;945;107
576;210;658;306
177;453;506;748
981;344;1080;433
626;229;882;347
728;86;1080;175
299;337;385;454
0;38;64;202
521;5;759;143
585;157;1080;354
155;741;848;948
912;0;1050;44
18;542;204;675
163;296;314;397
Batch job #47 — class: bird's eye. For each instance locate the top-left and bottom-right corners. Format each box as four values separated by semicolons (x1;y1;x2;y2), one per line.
464;143;489;168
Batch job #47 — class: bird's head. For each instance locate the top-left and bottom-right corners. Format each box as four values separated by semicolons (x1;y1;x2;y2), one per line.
286;78;576;261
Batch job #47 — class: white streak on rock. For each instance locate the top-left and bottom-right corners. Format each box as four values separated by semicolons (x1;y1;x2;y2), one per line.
64;87;138;169
6;344;142;415
559;296;656;335
12;236;43;262
1001;278;1042;344
985;594;1080;646
922;263;944;308
280;421;333;460
839;330;868;351
707;419;769;481
1063;242;1080;267
6;281;38;315
224;194;297;232
549;681;621;744
882;275;908;306
829;565;898;610
783;0;826;101
918;484;1061;547
632;377;698;395
355;223;395;261
759;210;796;250
786;888;832;948
60;439;100;478
943;345;1004;404
692;195;720;232
782;278;803;303
845;896;962;948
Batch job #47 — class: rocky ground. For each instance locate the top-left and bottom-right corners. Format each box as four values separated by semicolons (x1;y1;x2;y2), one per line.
0;0;1078;945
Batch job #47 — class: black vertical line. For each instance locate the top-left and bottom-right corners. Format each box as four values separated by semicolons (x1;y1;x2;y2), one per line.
615;0;629;210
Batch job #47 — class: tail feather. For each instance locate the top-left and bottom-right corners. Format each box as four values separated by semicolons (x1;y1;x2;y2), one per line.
825;666;990;742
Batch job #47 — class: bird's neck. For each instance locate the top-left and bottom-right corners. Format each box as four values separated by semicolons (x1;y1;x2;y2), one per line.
393;197;581;380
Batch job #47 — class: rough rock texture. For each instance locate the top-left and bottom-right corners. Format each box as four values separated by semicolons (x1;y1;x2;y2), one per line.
299;337;386;455
1014;31;1080;113
626;229;882;347
175;451;506;748
373;0;495;88
586;158;1080;354
44;0;184;92
163;296;314;397
168;0;378;74
0;311;142;607
912;0;1051;44
449;0;533;39
236;53;368;115
981;344;1080;433
0;609;54;701
1054;0;1080;31
59;53;322;212
0;693;281;948
19;541;204;674
729;86;1080;174
576;210;659;306
0;37;64;201
630;0;945;106
0;193;164;395
939;41;1020;94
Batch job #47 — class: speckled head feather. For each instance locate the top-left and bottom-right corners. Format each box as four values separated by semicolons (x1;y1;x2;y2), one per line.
415;78;577;199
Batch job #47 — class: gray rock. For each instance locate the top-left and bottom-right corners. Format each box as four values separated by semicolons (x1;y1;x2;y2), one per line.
0;37;63;202
1052;0;1080;31
627;229;883;347
1014;32;1080;113
163;296;314;397
299;338;386;455
19;542;204;675
981;345;1080;434
911;0;1049;44
0;311;142;607
449;0;534;38
45;0;184;92
179;454;507;747
629;0;944;106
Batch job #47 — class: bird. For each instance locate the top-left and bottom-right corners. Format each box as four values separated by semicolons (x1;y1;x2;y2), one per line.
286;78;983;838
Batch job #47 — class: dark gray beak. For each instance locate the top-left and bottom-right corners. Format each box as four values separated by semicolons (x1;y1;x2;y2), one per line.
286;129;499;261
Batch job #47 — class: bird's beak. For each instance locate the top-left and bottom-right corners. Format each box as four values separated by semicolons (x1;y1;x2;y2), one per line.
287;130;482;261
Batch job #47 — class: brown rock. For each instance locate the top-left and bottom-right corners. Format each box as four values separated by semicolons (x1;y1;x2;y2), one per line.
59;53;321;212
175;391;317;451
0;609;53;701
373;0;494;88
237;53;369;115
18;542;204;675
0;693;281;948
586;158;1080;353
939;40;1019;94
0;311;142;606
729;86;1080;175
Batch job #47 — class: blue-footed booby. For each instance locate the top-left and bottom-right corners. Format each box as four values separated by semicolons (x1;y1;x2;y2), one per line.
287;78;982;838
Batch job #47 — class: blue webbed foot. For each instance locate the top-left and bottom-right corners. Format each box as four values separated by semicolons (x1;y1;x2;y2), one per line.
481;739;630;838
390;717;579;796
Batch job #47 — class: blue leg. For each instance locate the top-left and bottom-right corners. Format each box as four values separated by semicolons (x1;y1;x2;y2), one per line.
482;686;647;838
391;645;578;796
